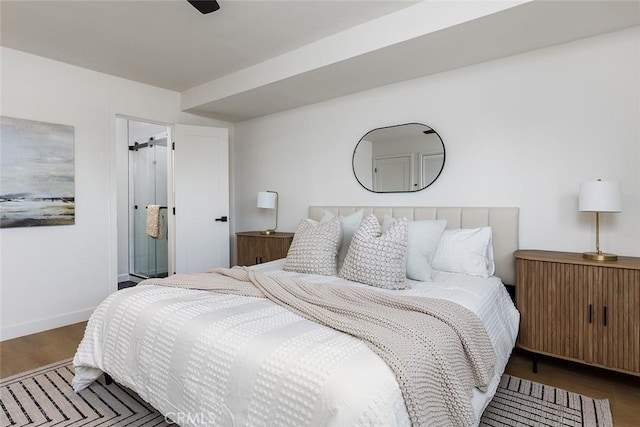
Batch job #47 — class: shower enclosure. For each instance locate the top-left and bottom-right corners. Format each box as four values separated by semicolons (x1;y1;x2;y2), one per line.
129;125;169;279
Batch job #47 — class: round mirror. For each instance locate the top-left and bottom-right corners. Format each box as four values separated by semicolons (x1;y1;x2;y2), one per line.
352;123;445;193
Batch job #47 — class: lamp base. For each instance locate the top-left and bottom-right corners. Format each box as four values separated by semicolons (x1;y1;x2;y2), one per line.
261;230;276;235
583;252;618;261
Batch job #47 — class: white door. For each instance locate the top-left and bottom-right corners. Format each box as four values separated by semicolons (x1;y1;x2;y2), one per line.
373;155;413;192
421;153;445;188
174;125;229;273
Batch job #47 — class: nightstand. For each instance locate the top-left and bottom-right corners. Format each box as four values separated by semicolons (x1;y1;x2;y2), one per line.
514;249;640;376
236;231;294;266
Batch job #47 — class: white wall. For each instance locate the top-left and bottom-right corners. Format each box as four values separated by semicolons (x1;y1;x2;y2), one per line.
233;27;640;260
0;47;230;339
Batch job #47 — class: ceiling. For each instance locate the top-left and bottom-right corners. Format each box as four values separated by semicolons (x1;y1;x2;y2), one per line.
2;0;639;123
0;0;417;91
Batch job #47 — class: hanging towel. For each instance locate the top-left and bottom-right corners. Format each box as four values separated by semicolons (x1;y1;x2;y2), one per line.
146;205;163;239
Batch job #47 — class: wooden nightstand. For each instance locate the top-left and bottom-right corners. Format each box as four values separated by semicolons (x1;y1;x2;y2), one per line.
236;231;294;266
514;249;640;376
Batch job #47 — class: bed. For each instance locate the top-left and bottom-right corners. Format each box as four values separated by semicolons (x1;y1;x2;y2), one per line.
73;206;520;427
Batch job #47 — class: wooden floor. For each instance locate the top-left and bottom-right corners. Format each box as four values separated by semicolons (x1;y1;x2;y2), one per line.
0;322;87;379
1;322;639;425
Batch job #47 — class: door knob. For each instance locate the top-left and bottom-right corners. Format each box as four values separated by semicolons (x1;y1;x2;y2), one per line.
214;216;228;222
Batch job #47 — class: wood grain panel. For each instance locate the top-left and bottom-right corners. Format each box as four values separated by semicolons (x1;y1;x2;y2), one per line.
594;268;640;373
236;232;294;266
515;250;639;377
517;259;583;360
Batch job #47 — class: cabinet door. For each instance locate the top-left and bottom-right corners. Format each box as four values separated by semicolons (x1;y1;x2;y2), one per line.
592;268;640;373
517;260;592;360
261;237;292;262
237;235;263;266
237;234;293;267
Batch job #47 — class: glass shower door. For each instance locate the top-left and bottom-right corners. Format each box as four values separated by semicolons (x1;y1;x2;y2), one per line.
131;137;168;278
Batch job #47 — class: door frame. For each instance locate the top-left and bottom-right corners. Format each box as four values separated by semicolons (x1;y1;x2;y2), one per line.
128;131;171;279
115;115;175;286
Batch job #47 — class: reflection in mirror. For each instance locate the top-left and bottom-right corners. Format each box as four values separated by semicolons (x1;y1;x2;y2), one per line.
352;123;445;193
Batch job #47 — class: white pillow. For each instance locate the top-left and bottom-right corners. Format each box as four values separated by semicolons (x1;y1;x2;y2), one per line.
382;215;447;282
320;209;364;269
339;214;408;290
284;217;342;276
432;227;495;278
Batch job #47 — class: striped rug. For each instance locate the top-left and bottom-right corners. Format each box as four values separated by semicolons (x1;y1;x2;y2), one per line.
480;375;612;427
0;360;169;426
1;360;612;427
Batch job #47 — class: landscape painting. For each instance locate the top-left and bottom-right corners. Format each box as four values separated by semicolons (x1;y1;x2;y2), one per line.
1;116;75;228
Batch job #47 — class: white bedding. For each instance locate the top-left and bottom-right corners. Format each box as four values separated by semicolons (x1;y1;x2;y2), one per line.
73;260;519;427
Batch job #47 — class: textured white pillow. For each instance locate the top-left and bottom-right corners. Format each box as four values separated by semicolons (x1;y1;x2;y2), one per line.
382;215;447;282
321;209;364;269
284;217;342;276
432;227;495;278
339;214;408;289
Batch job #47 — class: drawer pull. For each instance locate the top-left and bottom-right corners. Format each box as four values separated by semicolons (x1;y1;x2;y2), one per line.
588;304;592;324
603;306;607;326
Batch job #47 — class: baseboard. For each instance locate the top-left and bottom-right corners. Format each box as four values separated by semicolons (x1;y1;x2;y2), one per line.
0;308;95;341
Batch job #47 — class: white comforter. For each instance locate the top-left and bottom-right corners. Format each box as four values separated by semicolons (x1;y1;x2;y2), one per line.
73;260;519;427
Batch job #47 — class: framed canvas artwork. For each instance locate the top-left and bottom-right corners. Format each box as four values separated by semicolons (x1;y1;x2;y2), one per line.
0;116;75;228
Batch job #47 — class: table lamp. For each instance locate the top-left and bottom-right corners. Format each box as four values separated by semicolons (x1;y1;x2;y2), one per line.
257;191;278;235
578;179;621;261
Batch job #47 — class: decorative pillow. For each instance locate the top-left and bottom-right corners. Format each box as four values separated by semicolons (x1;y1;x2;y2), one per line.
284;217;342;276
339;214;408;289
432;227;495;278
320;209;336;223
321;209;364;269
383;215;447;282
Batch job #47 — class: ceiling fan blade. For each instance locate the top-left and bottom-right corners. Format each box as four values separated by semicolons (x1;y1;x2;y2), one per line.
187;0;220;14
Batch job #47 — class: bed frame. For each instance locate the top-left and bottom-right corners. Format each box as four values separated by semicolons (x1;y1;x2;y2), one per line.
309;206;519;285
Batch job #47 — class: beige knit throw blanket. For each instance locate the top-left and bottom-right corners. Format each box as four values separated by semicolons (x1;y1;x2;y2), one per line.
140;267;496;427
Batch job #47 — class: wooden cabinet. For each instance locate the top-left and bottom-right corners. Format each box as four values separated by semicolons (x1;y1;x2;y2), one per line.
236;231;294;266
515;250;640;376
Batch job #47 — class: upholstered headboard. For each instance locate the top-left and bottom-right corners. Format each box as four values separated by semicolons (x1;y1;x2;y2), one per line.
309;206;519;285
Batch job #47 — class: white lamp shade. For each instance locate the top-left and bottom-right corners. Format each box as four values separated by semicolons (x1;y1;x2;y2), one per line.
257;191;277;209
579;180;622;212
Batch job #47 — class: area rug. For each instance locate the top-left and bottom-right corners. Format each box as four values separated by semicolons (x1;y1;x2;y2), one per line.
1;360;613;426
479;374;612;427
